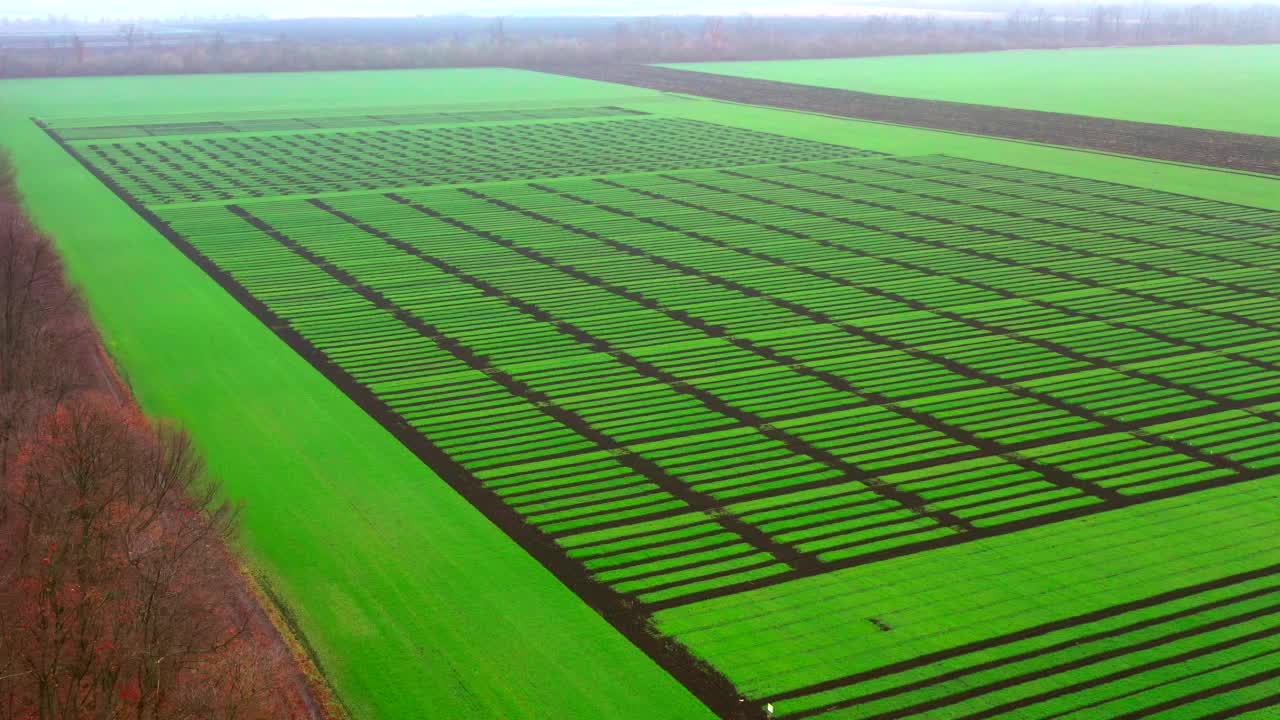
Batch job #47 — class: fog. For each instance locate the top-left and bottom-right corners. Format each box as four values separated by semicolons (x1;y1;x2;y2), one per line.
5;0;1265;21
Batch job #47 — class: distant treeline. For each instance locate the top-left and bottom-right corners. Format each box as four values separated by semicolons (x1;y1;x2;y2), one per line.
1;6;1279;77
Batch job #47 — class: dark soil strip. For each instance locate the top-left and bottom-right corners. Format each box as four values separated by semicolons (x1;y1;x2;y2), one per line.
43;112;1280;719
889;156;1280;236
785;163;1280;309
519;181;1242;483
1190;687;1280;720
1052;653;1278;720
52;106;649;141
933;157;1280;230
36;121;763;720
867;158;1280;270
527;64;1280;177
720;168;1280;367
241;200;815;578
379;193;971;538
795;588;1279;717
767;563;1277;709
796;606;1280;719
429;184;1279;609
304;198;826;573
649;171;1280;384
920;620;1280;720
388;192;977;519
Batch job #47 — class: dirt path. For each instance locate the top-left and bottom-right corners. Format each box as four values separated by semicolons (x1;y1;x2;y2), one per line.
530;64;1280;177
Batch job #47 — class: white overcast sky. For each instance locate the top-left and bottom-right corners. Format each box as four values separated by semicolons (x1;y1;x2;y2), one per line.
6;0;1256;20
7;0;1027;20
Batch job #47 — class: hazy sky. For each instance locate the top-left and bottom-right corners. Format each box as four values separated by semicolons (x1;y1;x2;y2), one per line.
8;0;1017;20
6;0;1258;20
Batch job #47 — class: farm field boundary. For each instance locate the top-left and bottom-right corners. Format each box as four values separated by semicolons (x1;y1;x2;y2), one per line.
4;69;721;720
530;64;1280;177
40;96;1280;718
10;68;1280;720
664;46;1280;138
42;105;648;140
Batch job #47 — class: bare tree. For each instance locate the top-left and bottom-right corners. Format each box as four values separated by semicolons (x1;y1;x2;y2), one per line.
0;394;296;720
70;33;85;65
0;184;86;477
4;7;1280;78
490;16;506;47
703;16;726;55
119;23;139;51
0;150;318;720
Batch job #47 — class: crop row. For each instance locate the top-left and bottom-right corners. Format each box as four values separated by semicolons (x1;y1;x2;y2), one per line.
741;563;1280;719
66;117;871;205
48;105;645;141
147;152;1280;607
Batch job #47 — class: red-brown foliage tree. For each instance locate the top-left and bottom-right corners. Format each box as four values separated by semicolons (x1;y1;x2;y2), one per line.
0;395;281;720
0;153;317;720
0;174;87;479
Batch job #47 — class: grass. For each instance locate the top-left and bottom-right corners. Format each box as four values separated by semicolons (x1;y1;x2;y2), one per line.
657;474;1280;715
665;44;1280;137
5;65;1280;720
1;69;714;720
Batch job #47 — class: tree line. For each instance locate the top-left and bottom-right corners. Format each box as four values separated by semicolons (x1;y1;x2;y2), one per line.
2;5;1279;77
0;155;330;719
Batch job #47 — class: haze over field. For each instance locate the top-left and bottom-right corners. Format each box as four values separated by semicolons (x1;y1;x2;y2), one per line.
4;0;1280;705
4;1;984;18
5;0;1263;20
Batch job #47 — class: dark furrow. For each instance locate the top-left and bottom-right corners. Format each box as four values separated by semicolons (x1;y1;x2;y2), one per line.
642;171;1280;405
1188;687;1280;720
39;121;762;719
954;623;1280;720
526;63;1280;176
235;201;812;580
521;181;1244;482
650;455;1267;610
810;607;1280;720
885;155;1280;238
740;565;1278;705
1049;650;1280;720
380;192;973;537
717;167;1280;373
581;538;746;574
783;164;1280;324
45;108;1280;720
664;168;1280;362
309;198;829;571
778;582;1279;711
860;156;1280;268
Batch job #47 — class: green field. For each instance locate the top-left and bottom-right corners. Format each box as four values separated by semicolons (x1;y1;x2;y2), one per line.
666;45;1280;137
5;67;1279;719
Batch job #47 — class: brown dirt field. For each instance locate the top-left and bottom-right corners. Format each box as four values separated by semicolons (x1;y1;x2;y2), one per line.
530;64;1280;176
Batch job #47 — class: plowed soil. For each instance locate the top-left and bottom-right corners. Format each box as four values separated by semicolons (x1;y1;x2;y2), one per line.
532;64;1280;176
